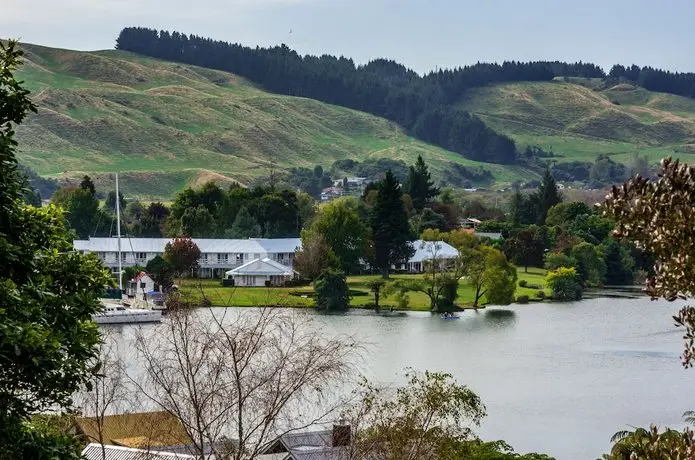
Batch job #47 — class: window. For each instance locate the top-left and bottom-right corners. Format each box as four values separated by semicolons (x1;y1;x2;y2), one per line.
200;254;209;264
120;253;127;262
236;253;243;264
136;252;146;263
217;254;228;264
140;282;146;289
97;252;106;260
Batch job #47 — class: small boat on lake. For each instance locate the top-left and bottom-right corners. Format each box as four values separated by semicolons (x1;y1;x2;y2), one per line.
93;302;162;325
441;313;460;320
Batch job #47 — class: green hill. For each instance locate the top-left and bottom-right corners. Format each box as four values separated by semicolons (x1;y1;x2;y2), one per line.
14;43;695;199
13;43;538;199
458;77;695;165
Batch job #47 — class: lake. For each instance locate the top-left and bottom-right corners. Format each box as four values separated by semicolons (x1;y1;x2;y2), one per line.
107;296;695;460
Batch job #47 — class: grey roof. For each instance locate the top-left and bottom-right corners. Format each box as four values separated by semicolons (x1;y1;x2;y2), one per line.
475;232;503;240
227;258;295;276
408;240;459;264
74;237;301;254
264;430;350;460
81;443;196;460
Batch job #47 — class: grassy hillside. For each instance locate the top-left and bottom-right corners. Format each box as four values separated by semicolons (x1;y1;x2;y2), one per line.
458;77;695;165
14;43;538;199
16;43;695;199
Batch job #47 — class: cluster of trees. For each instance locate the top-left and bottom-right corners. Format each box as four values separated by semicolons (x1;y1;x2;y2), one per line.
117;28;602;164
549;154;650;188
499;172;646;300
609;63;695;99
50;177;314;240
18;164;59;204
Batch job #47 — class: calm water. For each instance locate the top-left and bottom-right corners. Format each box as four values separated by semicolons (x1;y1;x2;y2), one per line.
107;296;695;460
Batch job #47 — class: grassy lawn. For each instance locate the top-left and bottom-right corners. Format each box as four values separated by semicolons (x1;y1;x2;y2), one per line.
179;267;549;311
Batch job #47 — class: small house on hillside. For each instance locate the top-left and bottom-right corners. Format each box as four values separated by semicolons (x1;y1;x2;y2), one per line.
225;258;297;287
127;272;156;298
460;217;482;230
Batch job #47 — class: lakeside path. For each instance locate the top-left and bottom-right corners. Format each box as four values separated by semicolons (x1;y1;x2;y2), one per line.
178;268;549;310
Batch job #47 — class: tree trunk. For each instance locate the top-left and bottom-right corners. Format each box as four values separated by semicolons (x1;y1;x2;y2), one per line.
381;267;389;279
524;265;528;273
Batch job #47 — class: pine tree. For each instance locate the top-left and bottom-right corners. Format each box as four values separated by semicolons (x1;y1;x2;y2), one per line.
404;155;440;212
226;205;262;238
370;170;415;278
536;168;562;224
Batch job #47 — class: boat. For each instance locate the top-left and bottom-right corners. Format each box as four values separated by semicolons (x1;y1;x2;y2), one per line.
441;314;460;320
93;302;162;324
91;173;162;325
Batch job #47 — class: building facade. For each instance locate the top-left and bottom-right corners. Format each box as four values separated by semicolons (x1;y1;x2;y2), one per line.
73;237;301;279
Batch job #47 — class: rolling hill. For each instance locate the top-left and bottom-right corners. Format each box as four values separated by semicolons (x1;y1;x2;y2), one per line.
13;43;695;199
13;43;537;199
458;77;695;165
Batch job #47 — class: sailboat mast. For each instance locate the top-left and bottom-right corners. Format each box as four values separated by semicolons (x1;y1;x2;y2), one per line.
116;173;122;291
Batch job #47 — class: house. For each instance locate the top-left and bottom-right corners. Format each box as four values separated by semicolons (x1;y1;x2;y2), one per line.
460;217;482;230
475;232;503;240
225;257;297;287
401;240;459;273
73;411;192;450
81;443;196;460
259;426;351;460
127;272;156;298
73;237;301;279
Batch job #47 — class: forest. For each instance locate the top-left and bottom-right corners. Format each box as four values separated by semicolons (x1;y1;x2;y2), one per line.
116;28;602;166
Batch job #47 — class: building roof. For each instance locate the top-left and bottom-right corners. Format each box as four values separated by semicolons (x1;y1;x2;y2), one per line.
226;258;295;276
408;240;459;264
81;443;196;460
262;430;349;460
74;237;301;255
475;232;503;240
74;411;192;448
132;272;153;282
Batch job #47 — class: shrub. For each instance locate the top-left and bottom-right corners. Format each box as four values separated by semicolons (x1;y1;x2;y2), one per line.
537;290;546;300
264;280;272;288
222;278;235;287
518;280;528;288
516;295;530;304
546;267;583;301
314;269;351;311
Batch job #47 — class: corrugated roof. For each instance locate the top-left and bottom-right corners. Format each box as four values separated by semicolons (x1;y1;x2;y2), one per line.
74;411;191;448
81;443;196;459
74;237;302;254
227;258;295;276
408;240;459;263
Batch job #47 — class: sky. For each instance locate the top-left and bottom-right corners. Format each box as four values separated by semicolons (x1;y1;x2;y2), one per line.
3;0;695;74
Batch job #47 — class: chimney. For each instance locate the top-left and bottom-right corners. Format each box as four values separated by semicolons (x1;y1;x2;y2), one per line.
332;424;351;447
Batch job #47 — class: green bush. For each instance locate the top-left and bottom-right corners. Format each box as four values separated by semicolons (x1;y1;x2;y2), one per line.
546;267;583;301
516;295;530;304
518;280;528;288
537;290;546;300
314;269;351;311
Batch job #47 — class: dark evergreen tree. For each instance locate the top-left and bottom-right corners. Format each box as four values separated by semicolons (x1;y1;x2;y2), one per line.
369;170;415;278
404;155;440;212
535;169;562;224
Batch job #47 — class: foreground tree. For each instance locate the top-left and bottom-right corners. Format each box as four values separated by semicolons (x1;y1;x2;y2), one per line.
0;40;111;459
345;370;486;460
370;170;415;278
164;236;201;277
462;246;517;308
602;158;695;458
130;308;359;459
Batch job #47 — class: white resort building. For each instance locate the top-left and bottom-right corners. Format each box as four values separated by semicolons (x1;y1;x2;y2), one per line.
73;237;301;279
73;237;458;278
